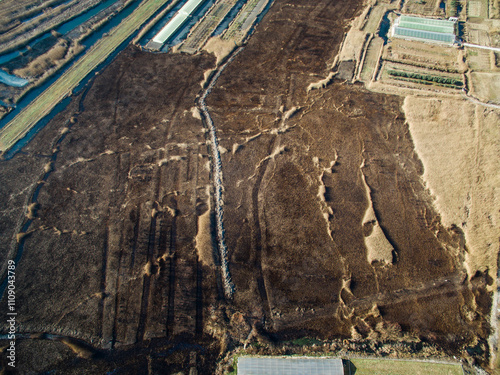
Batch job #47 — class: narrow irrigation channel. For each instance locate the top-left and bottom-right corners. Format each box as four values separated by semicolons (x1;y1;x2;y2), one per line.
196;47;244;299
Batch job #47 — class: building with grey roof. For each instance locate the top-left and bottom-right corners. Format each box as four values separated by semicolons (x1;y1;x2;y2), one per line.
237;356;344;375
391;15;457;44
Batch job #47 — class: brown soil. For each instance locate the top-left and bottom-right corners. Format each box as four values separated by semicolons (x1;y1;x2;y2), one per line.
0;0;494;372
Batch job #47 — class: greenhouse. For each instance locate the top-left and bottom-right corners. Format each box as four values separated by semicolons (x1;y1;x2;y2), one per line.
151;0;209;47
237;356;344;375
391;15;457;44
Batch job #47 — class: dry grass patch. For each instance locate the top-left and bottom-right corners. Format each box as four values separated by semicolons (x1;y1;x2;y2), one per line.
360;161;393;265
466;48;491;71
14;39;69;78
403;96;500;278
470;72;500;102
338;29;367;63
362;5;387;34
348;358;463;375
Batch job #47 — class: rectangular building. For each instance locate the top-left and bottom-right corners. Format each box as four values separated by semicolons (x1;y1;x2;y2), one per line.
237;356;344;375
391;15;457;44
151;0;208;46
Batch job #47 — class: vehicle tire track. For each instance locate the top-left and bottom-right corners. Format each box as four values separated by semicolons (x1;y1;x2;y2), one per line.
136;207;157;342
250;135;277;318
166;212;177;338
136;164;163;342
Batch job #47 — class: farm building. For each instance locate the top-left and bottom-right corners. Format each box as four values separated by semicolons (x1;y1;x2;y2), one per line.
148;0;208;49
391;15;457;44
237;356;344;375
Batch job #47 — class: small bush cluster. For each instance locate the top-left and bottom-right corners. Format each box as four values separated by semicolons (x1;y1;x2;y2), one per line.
388;69;463;86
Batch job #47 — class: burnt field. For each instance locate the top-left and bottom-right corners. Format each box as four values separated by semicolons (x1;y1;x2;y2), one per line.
0;0;494;373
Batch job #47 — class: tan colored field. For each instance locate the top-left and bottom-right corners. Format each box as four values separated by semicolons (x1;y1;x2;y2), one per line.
403;96;500;279
360;162;394;265
348;358;463;375
385;39;465;72
468;0;489;18
470;72;500;102
466;48;492;70
466;21;496;45
402;0;443;16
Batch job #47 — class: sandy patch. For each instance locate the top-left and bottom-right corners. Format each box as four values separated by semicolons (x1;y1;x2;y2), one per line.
203;36;237;65
360;159;394;265
196;186;214;267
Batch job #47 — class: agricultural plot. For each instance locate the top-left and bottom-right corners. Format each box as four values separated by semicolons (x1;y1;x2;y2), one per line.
467;25;491;44
466;48;492;70
402;0;443;17
222;0;270;42
384;38;465;72
179;0;240;53
467;0;489;18
470;71;500;101
359;36;384;82
380;61;464;91
347;358;464;375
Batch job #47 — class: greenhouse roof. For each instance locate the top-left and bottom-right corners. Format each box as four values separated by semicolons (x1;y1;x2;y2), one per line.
392;15;456;44
152;0;207;44
237;357;344;375
399;15;455;34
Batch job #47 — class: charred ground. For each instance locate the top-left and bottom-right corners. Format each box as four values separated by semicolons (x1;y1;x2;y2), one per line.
0;0;493;373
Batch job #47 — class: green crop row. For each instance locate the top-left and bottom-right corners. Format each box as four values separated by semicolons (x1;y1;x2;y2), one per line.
387;69;463;86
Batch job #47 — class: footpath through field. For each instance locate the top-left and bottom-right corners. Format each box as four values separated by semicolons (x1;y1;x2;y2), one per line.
463;43;500;52
0;0;170;154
